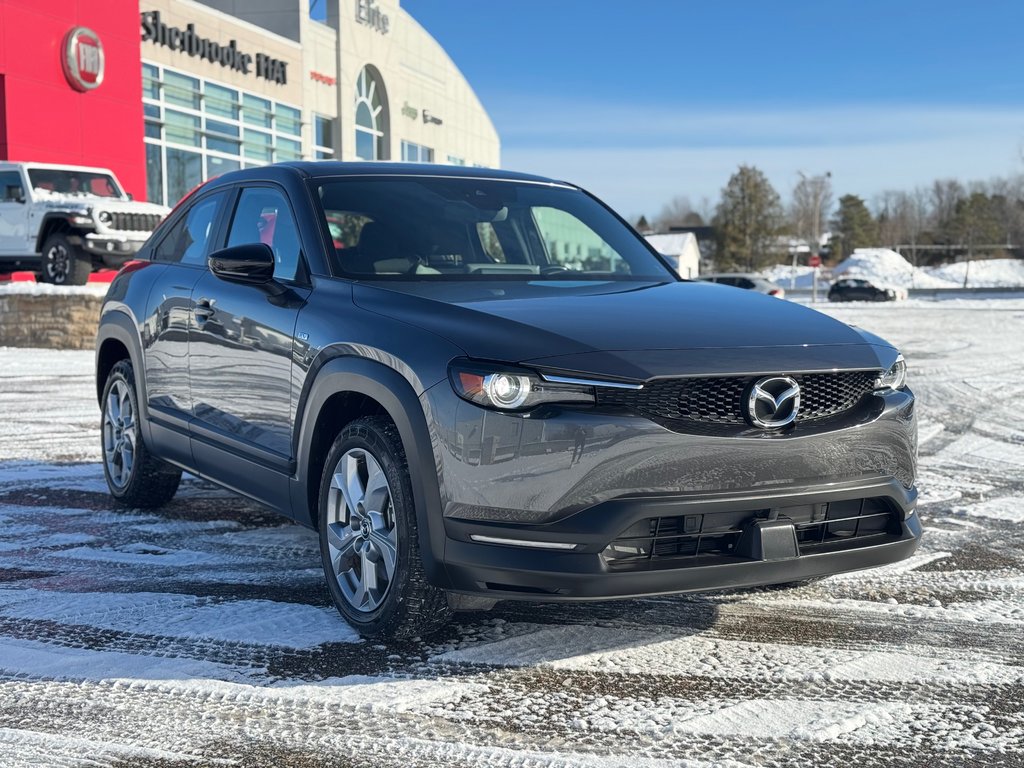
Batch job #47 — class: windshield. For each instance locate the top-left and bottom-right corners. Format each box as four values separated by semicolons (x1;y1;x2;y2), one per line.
28;168;123;199
316;177;675;281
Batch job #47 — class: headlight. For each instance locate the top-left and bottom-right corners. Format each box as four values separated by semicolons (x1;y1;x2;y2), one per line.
874;354;907;391
97;210;113;224
449;361;595;411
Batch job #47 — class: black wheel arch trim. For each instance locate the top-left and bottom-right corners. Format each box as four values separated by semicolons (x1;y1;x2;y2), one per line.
291;354;450;587
36;213;93;252
95;308;152;446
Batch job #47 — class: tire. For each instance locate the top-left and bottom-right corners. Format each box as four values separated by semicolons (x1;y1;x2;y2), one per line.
101;360;181;507
39;233;91;286
318;416;451;640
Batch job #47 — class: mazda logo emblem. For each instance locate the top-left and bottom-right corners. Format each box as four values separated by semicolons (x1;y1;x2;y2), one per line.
747;376;801;429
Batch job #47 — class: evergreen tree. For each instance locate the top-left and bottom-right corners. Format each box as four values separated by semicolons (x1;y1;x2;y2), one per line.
832;194;877;260
713;165;784;271
946;192;1003;255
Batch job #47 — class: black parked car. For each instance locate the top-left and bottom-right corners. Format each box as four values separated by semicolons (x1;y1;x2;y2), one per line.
828;277;905;302
96;163;920;639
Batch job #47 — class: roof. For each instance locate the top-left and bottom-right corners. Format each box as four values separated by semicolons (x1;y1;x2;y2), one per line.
644;232;698;255
268;161;568;185
0;161;117;175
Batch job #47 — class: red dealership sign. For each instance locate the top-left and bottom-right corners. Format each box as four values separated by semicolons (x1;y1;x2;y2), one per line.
62;27;105;92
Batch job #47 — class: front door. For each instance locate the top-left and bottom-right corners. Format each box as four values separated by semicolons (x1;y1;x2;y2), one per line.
0;170;29;254
188;185;308;470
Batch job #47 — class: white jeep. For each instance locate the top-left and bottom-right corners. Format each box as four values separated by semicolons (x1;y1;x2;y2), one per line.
0;162;169;285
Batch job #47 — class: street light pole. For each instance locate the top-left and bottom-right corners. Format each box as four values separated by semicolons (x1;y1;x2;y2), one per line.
801;170;831;304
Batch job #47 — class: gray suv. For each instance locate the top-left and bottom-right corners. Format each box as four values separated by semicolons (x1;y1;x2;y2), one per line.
95;163;920;639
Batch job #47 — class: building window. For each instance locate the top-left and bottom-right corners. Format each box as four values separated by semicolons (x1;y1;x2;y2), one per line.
142;62;306;205
447;155;465;166
401;141;434;164
276;104;301;136
354;65;389;161
314;114;335;159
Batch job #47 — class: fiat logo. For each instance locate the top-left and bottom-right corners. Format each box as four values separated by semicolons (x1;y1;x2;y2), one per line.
62;27;105;92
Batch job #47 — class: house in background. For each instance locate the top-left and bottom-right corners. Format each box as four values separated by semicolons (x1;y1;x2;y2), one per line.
644;232;701;279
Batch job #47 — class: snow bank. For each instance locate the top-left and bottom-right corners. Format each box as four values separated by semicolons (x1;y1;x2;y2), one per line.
833;248;955;289
764;250;1024;289
926;258;1024;287
0;282;108;296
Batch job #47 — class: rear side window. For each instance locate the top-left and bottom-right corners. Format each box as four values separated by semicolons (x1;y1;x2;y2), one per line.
153;192;225;265
227;187;303;282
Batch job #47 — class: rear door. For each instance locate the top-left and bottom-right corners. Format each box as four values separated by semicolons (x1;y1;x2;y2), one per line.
188;184;309;478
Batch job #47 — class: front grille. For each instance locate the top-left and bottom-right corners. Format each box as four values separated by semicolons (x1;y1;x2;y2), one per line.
595;370;878;427
107;212;162;232
602;496;901;571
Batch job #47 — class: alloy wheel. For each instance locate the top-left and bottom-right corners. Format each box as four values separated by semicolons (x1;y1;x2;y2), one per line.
46;244;70;283
103;379;136;488
326;447;399;612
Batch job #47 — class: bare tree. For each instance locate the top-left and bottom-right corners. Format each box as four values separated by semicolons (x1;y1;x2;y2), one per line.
931;179;966;234
790;172;833;253
655;195;703;230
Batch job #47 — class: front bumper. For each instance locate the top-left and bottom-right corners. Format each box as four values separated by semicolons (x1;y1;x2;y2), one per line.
81;233;148;263
441;477;920;600
423;383;919;599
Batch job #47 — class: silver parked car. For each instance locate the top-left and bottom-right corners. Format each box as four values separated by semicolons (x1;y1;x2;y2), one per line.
699;273;786;298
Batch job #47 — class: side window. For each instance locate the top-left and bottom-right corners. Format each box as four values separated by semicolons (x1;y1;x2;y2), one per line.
737;278;756;289
227;187;302;282
153;192;224;265
0;171;24;201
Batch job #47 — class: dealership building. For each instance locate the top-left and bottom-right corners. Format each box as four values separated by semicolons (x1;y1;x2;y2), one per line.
0;0;500;206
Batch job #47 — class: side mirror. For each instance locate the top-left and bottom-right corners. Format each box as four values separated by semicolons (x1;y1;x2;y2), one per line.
209;242;275;285
126;192;134;201
4;185;25;203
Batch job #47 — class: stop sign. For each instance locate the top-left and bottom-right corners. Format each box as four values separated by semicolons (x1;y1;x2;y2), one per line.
808;254;822;268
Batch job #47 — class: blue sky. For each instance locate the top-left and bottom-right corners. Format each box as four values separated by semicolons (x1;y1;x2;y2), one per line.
402;1;1024;219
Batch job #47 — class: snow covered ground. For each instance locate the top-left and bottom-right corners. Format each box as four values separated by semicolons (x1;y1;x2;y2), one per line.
1;298;1023;767
764;249;1024;290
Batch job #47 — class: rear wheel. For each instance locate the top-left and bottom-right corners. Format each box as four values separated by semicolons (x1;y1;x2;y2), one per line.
101;360;181;507
318;416;451;639
39;233;90;286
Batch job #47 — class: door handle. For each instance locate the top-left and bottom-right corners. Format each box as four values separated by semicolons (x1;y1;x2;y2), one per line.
194;298;215;321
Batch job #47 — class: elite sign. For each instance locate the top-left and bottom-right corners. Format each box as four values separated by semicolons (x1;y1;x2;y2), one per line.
62;27;105;92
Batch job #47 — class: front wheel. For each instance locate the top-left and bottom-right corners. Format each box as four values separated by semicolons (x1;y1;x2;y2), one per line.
39;233;91;286
318;416;451;639
101;360;182;507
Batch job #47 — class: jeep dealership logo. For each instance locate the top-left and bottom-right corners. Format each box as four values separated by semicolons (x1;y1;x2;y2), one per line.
62;27;104;92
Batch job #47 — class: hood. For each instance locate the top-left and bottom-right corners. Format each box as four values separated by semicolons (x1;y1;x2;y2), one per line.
352;279;899;380
92;199;170;215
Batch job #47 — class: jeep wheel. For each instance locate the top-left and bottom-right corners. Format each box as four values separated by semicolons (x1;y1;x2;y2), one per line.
318;416;451;640
40;233;91;286
101;360;182;507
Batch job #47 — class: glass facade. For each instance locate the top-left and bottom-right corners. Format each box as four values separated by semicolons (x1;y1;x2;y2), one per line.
314;114;335;159
401;140;433;163
142;62;305;206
